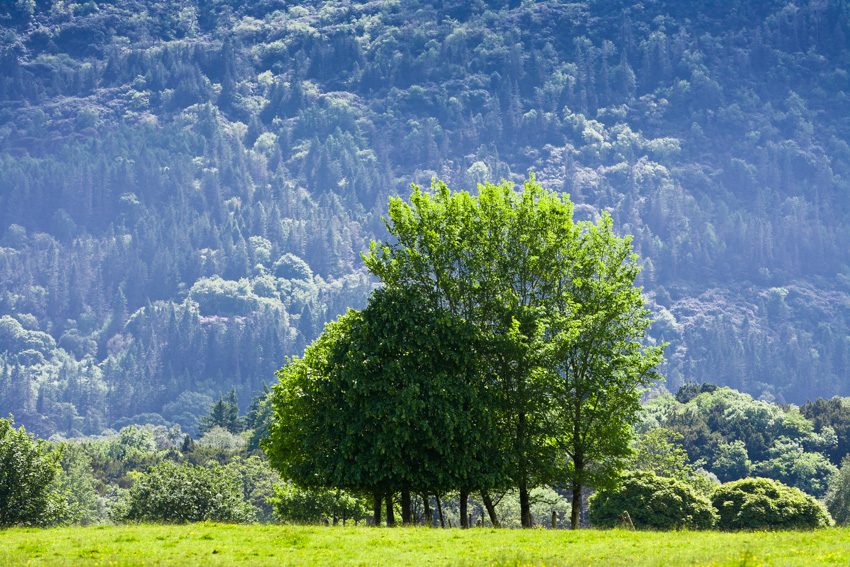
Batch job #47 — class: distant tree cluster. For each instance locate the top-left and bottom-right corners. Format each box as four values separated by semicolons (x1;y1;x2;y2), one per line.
639;385;844;499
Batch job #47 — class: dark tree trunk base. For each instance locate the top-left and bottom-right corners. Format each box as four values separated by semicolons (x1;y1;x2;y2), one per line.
482;491;500;528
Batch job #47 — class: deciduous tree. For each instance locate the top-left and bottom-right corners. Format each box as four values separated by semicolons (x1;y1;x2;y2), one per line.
363;177;579;527
265;288;505;523
545;213;663;528
0;416;70;527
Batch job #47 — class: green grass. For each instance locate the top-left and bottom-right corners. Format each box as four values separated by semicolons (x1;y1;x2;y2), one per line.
1;525;848;566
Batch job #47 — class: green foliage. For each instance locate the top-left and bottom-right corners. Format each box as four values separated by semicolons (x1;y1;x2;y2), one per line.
122;461;254;524
545;211;664;525
712;478;834;530
711;441;752;483
272;254;313;281
801;398;850;466
754;437;838;498
244;383;274;451
589;471;717;530
266;286;501;498
198;426;246;452
83;425;166;488
362;176;662;527
55;443;103;525
627;429;717;496
224;455;282;523
108;425;157;460
270;484;370;525
651;387;842;494
634;393;679;435
824;455;850;526
0;416;70;527
675;383;719;405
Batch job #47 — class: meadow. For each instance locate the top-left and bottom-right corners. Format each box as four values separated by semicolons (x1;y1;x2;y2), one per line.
1;525;848;566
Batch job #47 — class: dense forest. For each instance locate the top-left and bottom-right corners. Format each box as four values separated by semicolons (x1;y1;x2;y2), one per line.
1;0;850;438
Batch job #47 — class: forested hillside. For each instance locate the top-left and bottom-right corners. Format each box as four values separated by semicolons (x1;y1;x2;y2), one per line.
1;0;849;438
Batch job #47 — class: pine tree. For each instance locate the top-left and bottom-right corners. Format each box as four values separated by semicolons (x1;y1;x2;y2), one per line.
198;394;229;434
224;387;242;433
198;387;242;435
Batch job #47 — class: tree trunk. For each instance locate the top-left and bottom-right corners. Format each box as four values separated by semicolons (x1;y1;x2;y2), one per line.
518;411;532;528
519;479;532;528
459;489;469;528
481;491;500;528
422;494;433;527
436;492;445;528
570;482;582;530
385;491;396;527
401;490;411;526
373;492;382;526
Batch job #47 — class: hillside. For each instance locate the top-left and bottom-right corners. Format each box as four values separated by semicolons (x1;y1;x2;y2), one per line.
1;0;849;437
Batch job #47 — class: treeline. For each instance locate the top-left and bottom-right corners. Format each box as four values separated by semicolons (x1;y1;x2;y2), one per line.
2;0;850;437
5;381;850;529
641;384;850;497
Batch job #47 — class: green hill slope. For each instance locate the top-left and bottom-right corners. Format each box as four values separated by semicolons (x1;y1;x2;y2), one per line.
1;0;849;437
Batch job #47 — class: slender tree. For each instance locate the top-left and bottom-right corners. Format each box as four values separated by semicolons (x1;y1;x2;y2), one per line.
545;214;663;529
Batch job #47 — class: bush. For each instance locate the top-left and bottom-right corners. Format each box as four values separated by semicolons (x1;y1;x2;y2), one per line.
123;461;254;523
270;483;369;524
0;416;70;527
712;477;834;530
825;455;850;525
589;471;717;530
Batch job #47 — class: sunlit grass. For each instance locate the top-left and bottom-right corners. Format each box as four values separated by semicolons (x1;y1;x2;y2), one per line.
0;524;848;566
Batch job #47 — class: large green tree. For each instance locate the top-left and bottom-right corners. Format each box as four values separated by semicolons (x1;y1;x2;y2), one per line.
268;176;662;529
545;214;664;528
265;288;504;525
363;177;578;527
363;176;663;528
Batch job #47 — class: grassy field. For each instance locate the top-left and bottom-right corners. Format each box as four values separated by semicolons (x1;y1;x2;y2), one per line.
1;524;848;566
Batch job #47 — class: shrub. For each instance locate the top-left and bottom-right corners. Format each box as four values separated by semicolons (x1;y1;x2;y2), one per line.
825;455;850;525
712;477;834;530
589;471;717;529
270;483;369;524
123;461;254;523
0;416;70;527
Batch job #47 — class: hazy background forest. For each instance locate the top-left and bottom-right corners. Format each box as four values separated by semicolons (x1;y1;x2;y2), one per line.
1;0;850;439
